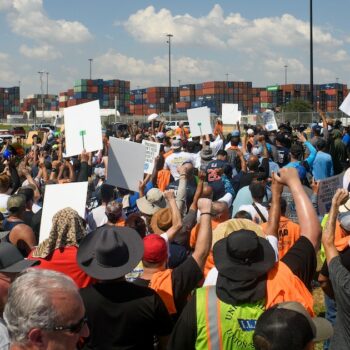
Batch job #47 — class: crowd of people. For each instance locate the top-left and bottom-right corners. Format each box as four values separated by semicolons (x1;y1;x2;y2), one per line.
0;111;350;350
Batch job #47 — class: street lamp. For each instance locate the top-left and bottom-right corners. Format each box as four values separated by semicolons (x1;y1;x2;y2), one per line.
310;0;314;110
166;34;173;114
284;65;288;85
88;58;93;79
38;71;45;126
46;72;49;95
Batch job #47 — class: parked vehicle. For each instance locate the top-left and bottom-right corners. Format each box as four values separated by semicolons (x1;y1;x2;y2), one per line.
164;120;190;131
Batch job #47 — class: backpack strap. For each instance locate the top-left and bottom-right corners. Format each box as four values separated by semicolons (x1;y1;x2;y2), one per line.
252;202;267;223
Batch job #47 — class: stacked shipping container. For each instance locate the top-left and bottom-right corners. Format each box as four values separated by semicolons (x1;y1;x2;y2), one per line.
130;87;179;115
59;79;130;114
21;94;58;113
0;86;20;118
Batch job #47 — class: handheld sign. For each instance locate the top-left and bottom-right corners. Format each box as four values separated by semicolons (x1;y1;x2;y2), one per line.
340;92;350;116
106;137;146;192
39;182;88;243
64;100;103;157
187;107;212;137
142;140;161;174
222;104;240;124
262;110;278;131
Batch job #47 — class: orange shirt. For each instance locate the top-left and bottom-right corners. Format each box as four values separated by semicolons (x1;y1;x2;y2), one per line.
175;127;189;138
163;149;173;159
261;216;301;259
334;220;350;252
157;169;171;192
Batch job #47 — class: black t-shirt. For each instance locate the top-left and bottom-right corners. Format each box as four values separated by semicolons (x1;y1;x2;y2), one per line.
168;236;317;350
134;256;203;314
276;146;290;167
23;210;34;227
80;281;172;350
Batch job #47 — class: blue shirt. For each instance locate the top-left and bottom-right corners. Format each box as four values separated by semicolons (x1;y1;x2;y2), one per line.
312;151;334;180
343;134;350;147
284;141;317;169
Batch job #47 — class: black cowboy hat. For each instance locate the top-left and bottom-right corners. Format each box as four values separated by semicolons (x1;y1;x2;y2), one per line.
77;225;143;280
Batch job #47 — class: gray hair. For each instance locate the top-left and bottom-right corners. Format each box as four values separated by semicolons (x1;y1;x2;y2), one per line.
3;269;78;344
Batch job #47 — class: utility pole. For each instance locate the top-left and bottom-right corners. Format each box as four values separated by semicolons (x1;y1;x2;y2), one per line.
38;71;44;126
310;0;314;110
88;58;93;79
166;34;173;114
46;72;49;95
284;65;288;85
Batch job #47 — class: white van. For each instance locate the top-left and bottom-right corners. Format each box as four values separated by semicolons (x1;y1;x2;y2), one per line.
165;120;190;131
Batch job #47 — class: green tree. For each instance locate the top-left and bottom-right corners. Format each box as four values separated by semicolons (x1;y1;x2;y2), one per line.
283;99;313;112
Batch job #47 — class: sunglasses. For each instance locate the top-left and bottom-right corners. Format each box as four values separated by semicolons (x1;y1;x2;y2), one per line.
49;316;88;334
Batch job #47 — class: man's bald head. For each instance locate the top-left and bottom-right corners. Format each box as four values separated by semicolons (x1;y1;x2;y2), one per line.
247;155;259;172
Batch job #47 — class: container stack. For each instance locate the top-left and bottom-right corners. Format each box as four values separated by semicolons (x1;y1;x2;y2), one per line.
0;86;20;118
21;94;58;113
318;83;347;112
130;89;147;115
59;79;130;113
176;84;196;112
189;81;253;115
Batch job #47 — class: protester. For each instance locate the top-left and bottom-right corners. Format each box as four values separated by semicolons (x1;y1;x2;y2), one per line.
78;225;173;349
3;269;89;350
28;208;94;288
322;188;350;349
168;168;320;349
253;302;333;350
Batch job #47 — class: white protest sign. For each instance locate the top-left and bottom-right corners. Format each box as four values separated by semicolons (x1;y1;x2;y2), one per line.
64;100;103;157
222;104;240;124
317;173;344;216
340;92;350;116
106;137;146;192
142;140;161;174
262;110;278;131
187;107;212;137
39;182;88;243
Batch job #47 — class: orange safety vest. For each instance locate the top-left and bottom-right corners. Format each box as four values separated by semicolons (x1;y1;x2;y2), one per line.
195;263;314;350
149;269;177;314
261;217;301;259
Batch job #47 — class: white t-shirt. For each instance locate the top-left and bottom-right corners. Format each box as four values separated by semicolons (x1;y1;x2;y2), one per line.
238;202;269;225
204;235;279;286
164;151;195;180
0;193;10;217
210;137;223;156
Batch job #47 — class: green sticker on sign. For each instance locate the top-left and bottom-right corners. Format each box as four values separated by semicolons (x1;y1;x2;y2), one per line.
79;130;86;149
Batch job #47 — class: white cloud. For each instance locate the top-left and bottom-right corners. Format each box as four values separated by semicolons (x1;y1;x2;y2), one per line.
0;51;18;83
19;44;62;60
94;49;216;87
123;4;342;50
3;0;92;43
0;0;12;11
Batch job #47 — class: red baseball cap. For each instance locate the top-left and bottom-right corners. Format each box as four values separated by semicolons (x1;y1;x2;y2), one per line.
143;234;167;263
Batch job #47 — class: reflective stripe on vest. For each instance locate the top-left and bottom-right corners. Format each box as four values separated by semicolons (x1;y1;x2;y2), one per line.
196;286;265;350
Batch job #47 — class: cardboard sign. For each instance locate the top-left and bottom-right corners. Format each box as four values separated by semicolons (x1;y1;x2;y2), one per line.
222;104;240;124
64;100;103;157
106;137;146;192
187;107;212;137
262;110;278;131
340;92;350;116
39;182;88;243
26;130;44;145
142;140;161;174
317;173;344;216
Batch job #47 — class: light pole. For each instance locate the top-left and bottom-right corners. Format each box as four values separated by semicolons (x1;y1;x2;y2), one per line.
225;73;232;82
46;72;49;95
88;58;93;79
38;71;44;125
178;80;181;87
310;0;314;110
166;34;173;114
284;65;288;85
336;77;339;84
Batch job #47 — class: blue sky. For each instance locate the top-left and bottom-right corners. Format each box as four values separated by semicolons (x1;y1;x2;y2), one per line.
0;0;349;97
